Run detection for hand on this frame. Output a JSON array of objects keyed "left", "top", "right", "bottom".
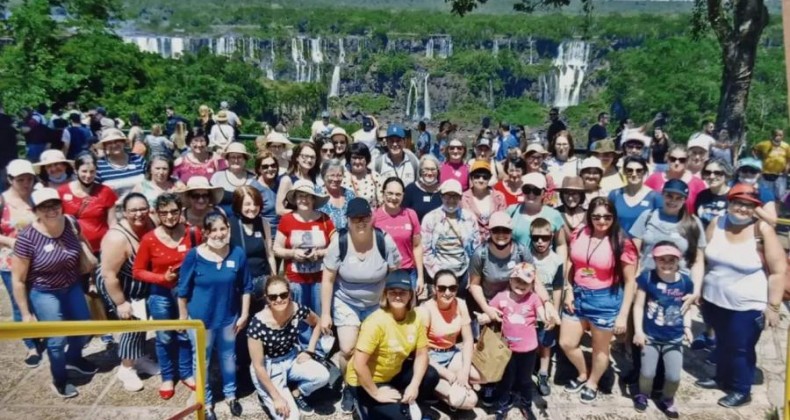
[
  {"left": 320, "top": 315, "right": 333, "bottom": 335},
  {"left": 87, "top": 283, "right": 99, "bottom": 296},
  {"left": 475, "top": 312, "right": 491, "bottom": 325},
  {"left": 21, "top": 312, "right": 37, "bottom": 323},
  {"left": 455, "top": 370, "right": 470, "bottom": 388},
  {"left": 373, "top": 385, "right": 401, "bottom": 403},
  {"left": 684, "top": 327, "right": 694, "bottom": 343},
  {"left": 296, "top": 352, "right": 311, "bottom": 364},
  {"left": 483, "top": 306, "right": 503, "bottom": 323},
  {"left": 416, "top": 276, "right": 425, "bottom": 298},
  {"left": 765, "top": 309, "right": 780, "bottom": 329},
  {"left": 177, "top": 314, "right": 188, "bottom": 333},
  {"left": 563, "top": 290, "right": 575, "bottom": 314},
  {"left": 681, "top": 293, "right": 700, "bottom": 314},
  {"left": 234, "top": 315, "right": 249, "bottom": 335},
  {"left": 401, "top": 383, "right": 419, "bottom": 404},
  {"left": 293, "top": 249, "right": 309, "bottom": 262},
  {"left": 116, "top": 301, "right": 133, "bottom": 320},
  {"left": 633, "top": 332, "right": 646, "bottom": 347},
  {"left": 273, "top": 395, "right": 290, "bottom": 418},
  {"left": 544, "top": 303, "right": 560, "bottom": 329},
  {"left": 613, "top": 314, "right": 627, "bottom": 335},
  {"left": 164, "top": 266, "right": 178, "bottom": 282}
]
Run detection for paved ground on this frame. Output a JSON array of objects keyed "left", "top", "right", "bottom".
[{"left": 0, "top": 290, "right": 786, "bottom": 420}]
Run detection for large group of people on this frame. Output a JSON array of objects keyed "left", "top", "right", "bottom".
[{"left": 0, "top": 103, "right": 788, "bottom": 420}]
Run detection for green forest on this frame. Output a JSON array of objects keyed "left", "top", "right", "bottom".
[{"left": 0, "top": 0, "right": 787, "bottom": 143}]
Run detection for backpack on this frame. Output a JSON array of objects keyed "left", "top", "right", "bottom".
[{"left": 338, "top": 227, "right": 387, "bottom": 262}]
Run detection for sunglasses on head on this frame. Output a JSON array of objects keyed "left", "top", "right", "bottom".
[
  {"left": 702, "top": 169, "right": 725, "bottom": 177},
  {"left": 624, "top": 167, "right": 645, "bottom": 175},
  {"left": 266, "top": 292, "right": 290, "bottom": 301},
  {"left": 531, "top": 234, "right": 552, "bottom": 243},
  {"left": 591, "top": 214, "right": 613, "bottom": 221},
  {"left": 436, "top": 285, "right": 459, "bottom": 294},
  {"left": 522, "top": 186, "right": 544, "bottom": 196},
  {"left": 668, "top": 156, "right": 687, "bottom": 164}
]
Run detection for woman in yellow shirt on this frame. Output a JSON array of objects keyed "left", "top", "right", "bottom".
[{"left": 346, "top": 270, "right": 440, "bottom": 419}]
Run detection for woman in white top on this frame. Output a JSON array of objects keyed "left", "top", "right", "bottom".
[{"left": 209, "top": 111, "right": 235, "bottom": 151}]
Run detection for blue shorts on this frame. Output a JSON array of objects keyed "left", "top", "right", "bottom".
[
  {"left": 537, "top": 326, "right": 557, "bottom": 348},
  {"left": 429, "top": 346, "right": 460, "bottom": 367},
  {"left": 562, "top": 286, "right": 623, "bottom": 331}
]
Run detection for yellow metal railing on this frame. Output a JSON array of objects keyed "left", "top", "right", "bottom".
[{"left": 0, "top": 320, "right": 207, "bottom": 420}]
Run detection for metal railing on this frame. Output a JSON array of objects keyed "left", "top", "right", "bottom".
[{"left": 0, "top": 320, "right": 207, "bottom": 420}]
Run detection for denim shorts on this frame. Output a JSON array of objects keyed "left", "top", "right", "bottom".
[
  {"left": 332, "top": 297, "right": 378, "bottom": 328},
  {"left": 429, "top": 346, "right": 460, "bottom": 367},
  {"left": 537, "top": 326, "right": 557, "bottom": 348},
  {"left": 562, "top": 286, "right": 623, "bottom": 331}
]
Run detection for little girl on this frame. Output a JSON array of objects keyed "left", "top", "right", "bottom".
[
  {"left": 482, "top": 262, "right": 545, "bottom": 420},
  {"left": 632, "top": 241, "right": 693, "bottom": 418}
]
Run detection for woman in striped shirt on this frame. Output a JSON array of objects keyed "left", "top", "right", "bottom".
[{"left": 95, "top": 128, "right": 146, "bottom": 200}]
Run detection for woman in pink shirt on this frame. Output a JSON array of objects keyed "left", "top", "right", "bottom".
[
  {"left": 440, "top": 139, "right": 470, "bottom": 191},
  {"left": 559, "top": 196, "right": 638, "bottom": 404},
  {"left": 173, "top": 134, "right": 227, "bottom": 184},
  {"left": 644, "top": 145, "right": 705, "bottom": 212},
  {"left": 461, "top": 160, "right": 507, "bottom": 242},
  {"left": 372, "top": 177, "right": 424, "bottom": 296}
]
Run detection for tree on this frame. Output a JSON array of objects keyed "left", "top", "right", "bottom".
[{"left": 446, "top": 0, "right": 771, "bottom": 145}]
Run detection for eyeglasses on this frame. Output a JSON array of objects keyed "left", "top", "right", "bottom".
[
  {"left": 522, "top": 186, "right": 544, "bottom": 196},
  {"left": 731, "top": 200, "right": 757, "bottom": 210},
  {"left": 189, "top": 193, "right": 210, "bottom": 200},
  {"left": 624, "top": 167, "right": 645, "bottom": 175},
  {"left": 127, "top": 207, "right": 149, "bottom": 214},
  {"left": 531, "top": 234, "right": 552, "bottom": 243},
  {"left": 321, "top": 148, "right": 334, "bottom": 153},
  {"left": 472, "top": 173, "right": 491, "bottom": 180},
  {"left": 436, "top": 285, "right": 458, "bottom": 294},
  {"left": 668, "top": 156, "right": 687, "bottom": 164},
  {"left": 157, "top": 209, "right": 181, "bottom": 216},
  {"left": 625, "top": 143, "right": 644, "bottom": 150},
  {"left": 332, "top": 141, "right": 347, "bottom": 146},
  {"left": 591, "top": 214, "right": 614, "bottom": 221},
  {"left": 702, "top": 169, "right": 725, "bottom": 178},
  {"left": 422, "top": 167, "right": 438, "bottom": 172},
  {"left": 299, "top": 154, "right": 316, "bottom": 161},
  {"left": 491, "top": 227, "right": 512, "bottom": 235},
  {"left": 266, "top": 292, "right": 290, "bottom": 301},
  {"left": 259, "top": 164, "right": 277, "bottom": 170}
]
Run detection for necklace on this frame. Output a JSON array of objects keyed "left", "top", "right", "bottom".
[{"left": 585, "top": 233, "right": 607, "bottom": 266}]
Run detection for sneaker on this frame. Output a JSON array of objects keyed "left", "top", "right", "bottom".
[
  {"left": 717, "top": 392, "right": 751, "bottom": 408},
  {"left": 24, "top": 352, "right": 41, "bottom": 368},
  {"left": 579, "top": 385, "right": 598, "bottom": 404},
  {"left": 537, "top": 373, "right": 551, "bottom": 396},
  {"left": 294, "top": 393, "right": 314, "bottom": 415},
  {"left": 134, "top": 357, "right": 160, "bottom": 376},
  {"left": 51, "top": 381, "right": 79, "bottom": 398},
  {"left": 116, "top": 365, "right": 143, "bottom": 392},
  {"left": 66, "top": 358, "right": 97, "bottom": 375},
  {"left": 205, "top": 407, "right": 217, "bottom": 420},
  {"left": 227, "top": 398, "right": 242, "bottom": 417},
  {"left": 480, "top": 385, "right": 496, "bottom": 407},
  {"left": 519, "top": 404, "right": 537, "bottom": 420},
  {"left": 691, "top": 333, "right": 716, "bottom": 351},
  {"left": 340, "top": 386, "right": 355, "bottom": 414},
  {"left": 101, "top": 334, "right": 116, "bottom": 346},
  {"left": 494, "top": 407, "right": 509, "bottom": 420},
  {"left": 633, "top": 393, "right": 648, "bottom": 412},
  {"left": 658, "top": 397, "right": 680, "bottom": 418},
  {"left": 565, "top": 378, "right": 587, "bottom": 393}
]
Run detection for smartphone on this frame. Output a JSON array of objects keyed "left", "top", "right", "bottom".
[{"left": 304, "top": 248, "right": 313, "bottom": 255}]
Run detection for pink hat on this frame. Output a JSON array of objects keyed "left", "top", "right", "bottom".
[
  {"left": 510, "top": 262, "right": 537, "bottom": 284},
  {"left": 652, "top": 245, "right": 682, "bottom": 259}
]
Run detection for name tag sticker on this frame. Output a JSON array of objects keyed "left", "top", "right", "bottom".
[
  {"left": 177, "top": 245, "right": 187, "bottom": 252},
  {"left": 657, "top": 282, "right": 667, "bottom": 291},
  {"left": 312, "top": 225, "right": 321, "bottom": 231},
  {"left": 254, "top": 231, "right": 262, "bottom": 238},
  {"left": 226, "top": 260, "right": 236, "bottom": 268},
  {"left": 127, "top": 164, "right": 136, "bottom": 170},
  {"left": 207, "top": 168, "right": 214, "bottom": 173},
  {"left": 507, "top": 261, "right": 516, "bottom": 269},
  {"left": 640, "top": 200, "right": 650, "bottom": 206},
  {"left": 454, "top": 170, "right": 462, "bottom": 177},
  {"left": 423, "top": 196, "right": 431, "bottom": 203},
  {"left": 43, "top": 244, "right": 54, "bottom": 252},
  {"left": 517, "top": 196, "right": 525, "bottom": 202},
  {"left": 404, "top": 224, "right": 412, "bottom": 230},
  {"left": 63, "top": 194, "right": 73, "bottom": 201}
]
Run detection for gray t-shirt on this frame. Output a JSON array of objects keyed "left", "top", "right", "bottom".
[
  {"left": 324, "top": 231, "right": 402, "bottom": 309},
  {"left": 629, "top": 209, "right": 707, "bottom": 273},
  {"left": 469, "top": 243, "right": 533, "bottom": 300}
]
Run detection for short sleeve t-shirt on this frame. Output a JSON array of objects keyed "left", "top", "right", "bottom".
[
  {"left": 346, "top": 309, "right": 427, "bottom": 386},
  {"left": 402, "top": 182, "right": 442, "bottom": 222},
  {"left": 14, "top": 223, "right": 81, "bottom": 291},
  {"left": 421, "top": 298, "right": 471, "bottom": 350},
  {"left": 372, "top": 207, "right": 420, "bottom": 269},
  {"left": 628, "top": 209, "right": 707, "bottom": 273},
  {"left": 637, "top": 270, "right": 693, "bottom": 343},
  {"left": 489, "top": 290, "right": 542, "bottom": 352},
  {"left": 608, "top": 188, "right": 663, "bottom": 236},
  {"left": 752, "top": 141, "right": 790, "bottom": 175},
  {"left": 59, "top": 183, "right": 118, "bottom": 252},
  {"left": 569, "top": 226, "right": 638, "bottom": 290},
  {"left": 534, "top": 251, "right": 564, "bottom": 294},
  {"left": 694, "top": 189, "right": 728, "bottom": 228},
  {"left": 95, "top": 153, "right": 146, "bottom": 199},
  {"left": 469, "top": 243, "right": 533, "bottom": 299},
  {"left": 323, "top": 232, "right": 401, "bottom": 309},
  {"left": 247, "top": 304, "right": 309, "bottom": 358},
  {"left": 278, "top": 213, "right": 334, "bottom": 284},
  {"left": 507, "top": 204, "right": 564, "bottom": 250}
]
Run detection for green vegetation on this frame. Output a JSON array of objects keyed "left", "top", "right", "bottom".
[{"left": 342, "top": 93, "right": 393, "bottom": 115}]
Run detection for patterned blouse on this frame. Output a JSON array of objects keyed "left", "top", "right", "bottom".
[
  {"left": 318, "top": 187, "right": 356, "bottom": 231},
  {"left": 343, "top": 171, "right": 382, "bottom": 208},
  {"left": 247, "top": 304, "right": 309, "bottom": 359}
]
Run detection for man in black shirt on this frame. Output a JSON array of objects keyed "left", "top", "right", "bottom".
[
  {"left": 587, "top": 112, "right": 609, "bottom": 150},
  {"left": 546, "top": 107, "right": 567, "bottom": 145}
]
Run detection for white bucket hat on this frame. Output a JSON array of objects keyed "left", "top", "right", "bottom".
[
  {"left": 285, "top": 180, "right": 329, "bottom": 208},
  {"left": 34, "top": 150, "right": 73, "bottom": 172}
]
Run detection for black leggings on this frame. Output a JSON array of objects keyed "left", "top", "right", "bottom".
[
  {"left": 497, "top": 350, "right": 538, "bottom": 409},
  {"left": 353, "top": 359, "right": 440, "bottom": 420}
]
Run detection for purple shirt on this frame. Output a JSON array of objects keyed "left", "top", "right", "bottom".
[{"left": 14, "top": 222, "right": 81, "bottom": 291}]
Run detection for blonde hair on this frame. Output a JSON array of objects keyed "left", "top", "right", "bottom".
[
  {"left": 151, "top": 124, "right": 163, "bottom": 136},
  {"left": 172, "top": 121, "right": 188, "bottom": 150},
  {"left": 198, "top": 105, "right": 212, "bottom": 119}
]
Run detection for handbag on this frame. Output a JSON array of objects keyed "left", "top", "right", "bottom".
[
  {"left": 67, "top": 216, "right": 98, "bottom": 276},
  {"left": 471, "top": 325, "right": 512, "bottom": 383}
]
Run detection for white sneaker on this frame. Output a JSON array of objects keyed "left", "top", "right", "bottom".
[
  {"left": 134, "top": 356, "right": 160, "bottom": 376},
  {"left": 116, "top": 365, "right": 144, "bottom": 392}
]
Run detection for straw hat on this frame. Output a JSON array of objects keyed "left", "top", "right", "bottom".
[
  {"left": 557, "top": 176, "right": 585, "bottom": 192},
  {"left": 264, "top": 132, "right": 294, "bottom": 148},
  {"left": 589, "top": 138, "right": 620, "bottom": 155},
  {"left": 285, "top": 180, "right": 329, "bottom": 208},
  {"left": 221, "top": 142, "right": 251, "bottom": 160},
  {"left": 180, "top": 176, "right": 223, "bottom": 205},
  {"left": 99, "top": 128, "right": 127, "bottom": 144},
  {"left": 34, "top": 150, "right": 73, "bottom": 172},
  {"left": 329, "top": 127, "right": 351, "bottom": 143},
  {"left": 216, "top": 110, "right": 229, "bottom": 123},
  {"left": 524, "top": 143, "right": 549, "bottom": 156}
]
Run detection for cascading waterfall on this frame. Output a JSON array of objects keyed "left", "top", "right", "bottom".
[
  {"left": 329, "top": 38, "right": 345, "bottom": 98},
  {"left": 265, "top": 40, "right": 275, "bottom": 80},
  {"left": 425, "top": 38, "right": 434, "bottom": 59},
  {"left": 437, "top": 38, "right": 452, "bottom": 58},
  {"left": 291, "top": 37, "right": 307, "bottom": 83},
  {"left": 171, "top": 37, "right": 184, "bottom": 58},
  {"left": 552, "top": 40, "right": 590, "bottom": 108},
  {"left": 423, "top": 73, "right": 432, "bottom": 121},
  {"left": 406, "top": 77, "right": 419, "bottom": 120},
  {"left": 308, "top": 38, "right": 324, "bottom": 83},
  {"left": 493, "top": 39, "right": 499, "bottom": 56},
  {"left": 488, "top": 79, "right": 495, "bottom": 108}
]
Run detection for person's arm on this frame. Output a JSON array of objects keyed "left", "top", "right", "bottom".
[
  {"left": 100, "top": 231, "right": 133, "bottom": 318},
  {"left": 176, "top": 250, "right": 197, "bottom": 321},
  {"left": 615, "top": 262, "right": 637, "bottom": 335},
  {"left": 684, "top": 247, "right": 705, "bottom": 313},
  {"left": 131, "top": 236, "right": 173, "bottom": 286},
  {"left": 305, "top": 310, "right": 322, "bottom": 353},
  {"left": 421, "top": 215, "right": 437, "bottom": 277},
  {"left": 761, "top": 222, "right": 787, "bottom": 327},
  {"left": 319, "top": 268, "right": 338, "bottom": 333},
  {"left": 402, "top": 346, "right": 429, "bottom": 403},
  {"left": 262, "top": 219, "right": 277, "bottom": 274},
  {"left": 554, "top": 225, "right": 568, "bottom": 264},
  {"left": 457, "top": 303, "right": 474, "bottom": 387},
  {"left": 61, "top": 129, "right": 70, "bottom": 156},
  {"left": 632, "top": 289, "right": 647, "bottom": 347},
  {"left": 275, "top": 176, "right": 293, "bottom": 216},
  {"left": 756, "top": 201, "right": 777, "bottom": 227},
  {"left": 11, "top": 255, "right": 34, "bottom": 321},
  {"left": 248, "top": 338, "right": 291, "bottom": 418},
  {"left": 272, "top": 230, "right": 293, "bottom": 259},
  {"left": 412, "top": 234, "right": 425, "bottom": 297}
]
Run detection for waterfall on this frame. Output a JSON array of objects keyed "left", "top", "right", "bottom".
[
  {"left": 528, "top": 37, "right": 535, "bottom": 65},
  {"left": 329, "top": 38, "right": 345, "bottom": 98},
  {"left": 493, "top": 39, "right": 499, "bottom": 56},
  {"left": 488, "top": 79, "right": 494, "bottom": 108},
  {"left": 266, "top": 40, "right": 275, "bottom": 80},
  {"left": 406, "top": 77, "right": 419, "bottom": 120},
  {"left": 425, "top": 38, "right": 434, "bottom": 59},
  {"left": 552, "top": 40, "right": 590, "bottom": 108},
  {"left": 437, "top": 38, "right": 451, "bottom": 58},
  {"left": 309, "top": 37, "right": 323, "bottom": 82},
  {"left": 423, "top": 73, "right": 432, "bottom": 121},
  {"left": 291, "top": 37, "right": 307, "bottom": 83},
  {"left": 171, "top": 37, "right": 184, "bottom": 58}
]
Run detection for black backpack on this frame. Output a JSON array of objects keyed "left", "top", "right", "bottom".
[{"left": 338, "top": 227, "right": 387, "bottom": 262}]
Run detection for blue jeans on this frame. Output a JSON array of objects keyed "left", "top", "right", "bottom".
[
  {"left": 290, "top": 282, "right": 321, "bottom": 350},
  {"left": 147, "top": 287, "right": 193, "bottom": 382},
  {"left": 251, "top": 349, "right": 330, "bottom": 420},
  {"left": 702, "top": 300, "right": 763, "bottom": 394},
  {"left": 563, "top": 286, "right": 624, "bottom": 331},
  {"left": 1, "top": 271, "right": 36, "bottom": 350},
  {"left": 191, "top": 322, "right": 237, "bottom": 405},
  {"left": 762, "top": 174, "right": 787, "bottom": 202},
  {"left": 29, "top": 282, "right": 91, "bottom": 384},
  {"left": 26, "top": 143, "right": 47, "bottom": 163}
]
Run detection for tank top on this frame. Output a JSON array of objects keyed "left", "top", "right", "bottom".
[
  {"left": 702, "top": 217, "right": 767, "bottom": 311},
  {"left": 424, "top": 298, "right": 467, "bottom": 350},
  {"left": 0, "top": 193, "right": 35, "bottom": 271},
  {"left": 96, "top": 224, "right": 149, "bottom": 311}
]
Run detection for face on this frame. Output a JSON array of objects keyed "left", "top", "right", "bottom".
[
  {"left": 441, "top": 193, "right": 461, "bottom": 211},
  {"left": 490, "top": 226, "right": 512, "bottom": 247},
  {"left": 383, "top": 181, "right": 404, "bottom": 208},
  {"left": 350, "top": 155, "right": 367, "bottom": 174},
  {"left": 386, "top": 288, "right": 411, "bottom": 310},
  {"left": 294, "top": 191, "right": 315, "bottom": 211},
  {"left": 298, "top": 148, "right": 317, "bottom": 171},
  {"left": 331, "top": 135, "right": 348, "bottom": 154},
  {"left": 509, "top": 277, "right": 532, "bottom": 297},
  {"left": 190, "top": 137, "right": 208, "bottom": 154},
  {"left": 728, "top": 198, "right": 757, "bottom": 219},
  {"left": 667, "top": 151, "right": 688, "bottom": 173},
  {"left": 320, "top": 143, "right": 335, "bottom": 160},
  {"left": 623, "top": 141, "right": 644, "bottom": 157},
  {"left": 738, "top": 166, "right": 761, "bottom": 184},
  {"left": 434, "top": 274, "right": 459, "bottom": 304},
  {"left": 581, "top": 169, "right": 602, "bottom": 190},
  {"left": 590, "top": 205, "right": 614, "bottom": 233},
  {"left": 774, "top": 130, "right": 784, "bottom": 143},
  {"left": 705, "top": 122, "right": 715, "bottom": 134},
  {"left": 522, "top": 184, "right": 544, "bottom": 205},
  {"left": 166, "top": 109, "right": 174, "bottom": 117},
  {"left": 549, "top": 110, "right": 558, "bottom": 121},
  {"left": 554, "top": 136, "right": 570, "bottom": 158},
  {"left": 688, "top": 147, "right": 707, "bottom": 167},
  {"left": 150, "top": 159, "right": 170, "bottom": 183},
  {"left": 507, "top": 165, "right": 524, "bottom": 182},
  {"left": 157, "top": 203, "right": 181, "bottom": 228},
  {"left": 258, "top": 158, "right": 278, "bottom": 181},
  {"left": 655, "top": 255, "right": 679, "bottom": 276},
  {"left": 476, "top": 145, "right": 491, "bottom": 159},
  {"left": 623, "top": 162, "right": 646, "bottom": 186},
  {"left": 448, "top": 144, "right": 464, "bottom": 161},
  {"left": 702, "top": 163, "right": 726, "bottom": 188},
  {"left": 324, "top": 167, "right": 343, "bottom": 190},
  {"left": 525, "top": 153, "right": 543, "bottom": 172},
  {"left": 45, "top": 163, "right": 66, "bottom": 179},
  {"left": 655, "top": 128, "right": 664, "bottom": 138},
  {"left": 103, "top": 139, "right": 125, "bottom": 156},
  {"left": 594, "top": 152, "right": 616, "bottom": 169},
  {"left": 10, "top": 173, "right": 35, "bottom": 195},
  {"left": 349, "top": 214, "right": 372, "bottom": 234},
  {"left": 189, "top": 189, "right": 211, "bottom": 211},
  {"left": 207, "top": 218, "right": 230, "bottom": 241},
  {"left": 227, "top": 153, "right": 247, "bottom": 171},
  {"left": 124, "top": 197, "right": 150, "bottom": 227},
  {"left": 387, "top": 136, "right": 404, "bottom": 155},
  {"left": 530, "top": 226, "right": 552, "bottom": 254},
  {"left": 266, "top": 282, "right": 291, "bottom": 310},
  {"left": 561, "top": 191, "right": 583, "bottom": 208},
  {"left": 420, "top": 163, "right": 439, "bottom": 183},
  {"left": 470, "top": 170, "right": 491, "bottom": 190},
  {"left": 36, "top": 199, "right": 62, "bottom": 221},
  {"left": 662, "top": 191, "right": 686, "bottom": 213},
  {"left": 267, "top": 143, "right": 285, "bottom": 156},
  {"left": 241, "top": 194, "right": 260, "bottom": 219}
]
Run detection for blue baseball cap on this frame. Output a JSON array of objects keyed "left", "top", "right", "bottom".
[
  {"left": 663, "top": 179, "right": 689, "bottom": 197},
  {"left": 737, "top": 157, "right": 763, "bottom": 172},
  {"left": 345, "top": 197, "right": 372, "bottom": 218},
  {"left": 386, "top": 125, "right": 406, "bottom": 139},
  {"left": 321, "top": 110, "right": 330, "bottom": 118},
  {"left": 385, "top": 269, "right": 413, "bottom": 291}
]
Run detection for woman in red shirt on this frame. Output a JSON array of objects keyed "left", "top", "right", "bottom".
[
  {"left": 493, "top": 157, "right": 527, "bottom": 206},
  {"left": 132, "top": 193, "right": 201, "bottom": 400}
]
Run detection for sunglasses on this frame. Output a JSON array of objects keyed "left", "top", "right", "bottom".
[
  {"left": 260, "top": 163, "right": 277, "bottom": 170},
  {"left": 625, "top": 143, "right": 644, "bottom": 149},
  {"left": 522, "top": 186, "right": 544, "bottom": 196},
  {"left": 448, "top": 146, "right": 464, "bottom": 151},
  {"left": 531, "top": 234, "right": 552, "bottom": 243},
  {"left": 436, "top": 285, "right": 459, "bottom": 294},
  {"left": 491, "top": 227, "right": 512, "bottom": 235},
  {"left": 157, "top": 209, "right": 181, "bottom": 216},
  {"left": 591, "top": 214, "right": 614, "bottom": 221},
  {"left": 668, "top": 156, "right": 687, "bottom": 164},
  {"left": 266, "top": 292, "right": 290, "bottom": 301},
  {"left": 624, "top": 167, "right": 645, "bottom": 175},
  {"left": 739, "top": 167, "right": 760, "bottom": 175},
  {"left": 332, "top": 141, "right": 347, "bottom": 146},
  {"left": 299, "top": 154, "right": 316, "bottom": 161},
  {"left": 37, "top": 202, "right": 62, "bottom": 212},
  {"left": 702, "top": 169, "right": 725, "bottom": 177},
  {"left": 472, "top": 173, "right": 491, "bottom": 180},
  {"left": 189, "top": 193, "right": 210, "bottom": 200},
  {"left": 321, "top": 148, "right": 334, "bottom": 153}
]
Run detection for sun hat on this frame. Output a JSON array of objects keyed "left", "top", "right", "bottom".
[
  {"left": 98, "top": 128, "right": 127, "bottom": 144},
  {"left": 489, "top": 211, "right": 513, "bottom": 230},
  {"left": 737, "top": 157, "right": 763, "bottom": 172},
  {"left": 31, "top": 187, "right": 61, "bottom": 207},
  {"left": 221, "top": 142, "right": 251, "bottom": 159},
  {"left": 687, "top": 136, "right": 710, "bottom": 151},
  {"left": 524, "top": 143, "right": 549, "bottom": 156},
  {"left": 448, "top": 138, "right": 465, "bottom": 148},
  {"left": 34, "top": 150, "right": 73, "bottom": 172},
  {"left": 663, "top": 179, "right": 689, "bottom": 197},
  {"left": 652, "top": 245, "right": 683, "bottom": 259},
  {"left": 510, "top": 262, "right": 536, "bottom": 284},
  {"left": 727, "top": 183, "right": 763, "bottom": 206},
  {"left": 285, "top": 179, "right": 329, "bottom": 208},
  {"left": 521, "top": 172, "right": 547, "bottom": 189},
  {"left": 386, "top": 125, "right": 406, "bottom": 139},
  {"left": 264, "top": 132, "right": 294, "bottom": 148},
  {"left": 385, "top": 269, "right": 413, "bottom": 291},
  {"left": 469, "top": 160, "right": 492, "bottom": 175},
  {"left": 476, "top": 137, "right": 492, "bottom": 148},
  {"left": 329, "top": 127, "right": 351, "bottom": 143},
  {"left": 439, "top": 179, "right": 463, "bottom": 196},
  {"left": 346, "top": 197, "right": 373, "bottom": 218},
  {"left": 580, "top": 156, "right": 604, "bottom": 172},
  {"left": 622, "top": 129, "right": 652, "bottom": 147},
  {"left": 590, "top": 138, "right": 620, "bottom": 154},
  {"left": 216, "top": 110, "right": 229, "bottom": 123},
  {"left": 557, "top": 176, "right": 585, "bottom": 192},
  {"left": 377, "top": 128, "right": 388, "bottom": 139},
  {"left": 181, "top": 176, "right": 224, "bottom": 205},
  {"left": 7, "top": 159, "right": 36, "bottom": 177}
]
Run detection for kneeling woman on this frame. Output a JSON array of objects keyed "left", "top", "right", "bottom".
[
  {"left": 346, "top": 270, "right": 440, "bottom": 419},
  {"left": 247, "top": 276, "right": 330, "bottom": 419}
]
